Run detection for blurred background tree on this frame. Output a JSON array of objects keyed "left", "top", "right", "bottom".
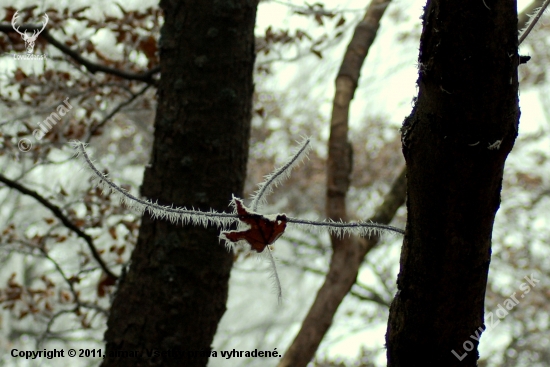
[{"left": 0, "top": 1, "right": 549, "bottom": 366}]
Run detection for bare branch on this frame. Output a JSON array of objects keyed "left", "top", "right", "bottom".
[
  {"left": 518, "top": 0, "right": 546, "bottom": 30},
  {"left": 250, "top": 136, "right": 311, "bottom": 211},
  {"left": 351, "top": 281, "right": 391, "bottom": 308},
  {"left": 72, "top": 140, "right": 404, "bottom": 237},
  {"left": 0, "top": 173, "right": 117, "bottom": 280},
  {"left": 279, "top": 166, "right": 405, "bottom": 367},
  {"left": 86, "top": 84, "right": 152, "bottom": 142},
  {"left": 279, "top": 0, "right": 396, "bottom": 365},
  {"left": 519, "top": 0, "right": 550, "bottom": 45},
  {"left": 0, "top": 24, "right": 159, "bottom": 84}
]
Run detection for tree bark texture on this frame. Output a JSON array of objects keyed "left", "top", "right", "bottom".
[
  {"left": 102, "top": 1, "right": 258, "bottom": 366},
  {"left": 386, "top": 0, "right": 519, "bottom": 366}
]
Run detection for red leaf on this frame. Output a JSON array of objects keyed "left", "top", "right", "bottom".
[{"left": 222, "top": 198, "right": 286, "bottom": 253}]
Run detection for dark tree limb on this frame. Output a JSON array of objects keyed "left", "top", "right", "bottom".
[
  {"left": 0, "top": 173, "right": 117, "bottom": 280},
  {"left": 0, "top": 24, "right": 159, "bottom": 84},
  {"left": 385, "top": 0, "right": 520, "bottom": 364}
]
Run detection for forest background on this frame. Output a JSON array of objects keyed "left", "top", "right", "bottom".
[{"left": 0, "top": 0, "right": 549, "bottom": 366}]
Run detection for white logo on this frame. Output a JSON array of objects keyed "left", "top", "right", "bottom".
[{"left": 11, "top": 11, "right": 49, "bottom": 54}]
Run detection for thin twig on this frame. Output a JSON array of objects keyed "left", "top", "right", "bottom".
[
  {"left": 40, "top": 246, "right": 108, "bottom": 315},
  {"left": 250, "top": 136, "right": 311, "bottom": 211},
  {"left": 518, "top": 0, "right": 550, "bottom": 45},
  {"left": 351, "top": 281, "right": 391, "bottom": 307},
  {"left": 518, "top": 0, "right": 546, "bottom": 32},
  {"left": 266, "top": 248, "right": 283, "bottom": 304},
  {"left": 72, "top": 140, "right": 237, "bottom": 226},
  {"left": 0, "top": 173, "right": 117, "bottom": 280},
  {"left": 71, "top": 139, "right": 405, "bottom": 237},
  {"left": 85, "top": 84, "right": 152, "bottom": 142},
  {"left": 0, "top": 25, "right": 159, "bottom": 84},
  {"left": 287, "top": 216, "right": 404, "bottom": 235},
  {"left": 71, "top": 137, "right": 404, "bottom": 304}
]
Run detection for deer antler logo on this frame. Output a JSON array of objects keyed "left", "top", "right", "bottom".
[{"left": 11, "top": 11, "right": 49, "bottom": 54}]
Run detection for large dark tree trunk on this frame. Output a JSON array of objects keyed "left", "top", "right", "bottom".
[
  {"left": 386, "top": 0, "right": 519, "bottom": 366},
  {"left": 102, "top": 1, "right": 258, "bottom": 366}
]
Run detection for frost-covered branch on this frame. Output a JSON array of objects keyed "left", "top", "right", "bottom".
[
  {"left": 86, "top": 84, "right": 152, "bottom": 141},
  {"left": 71, "top": 138, "right": 405, "bottom": 239},
  {"left": 70, "top": 138, "right": 405, "bottom": 301},
  {"left": 519, "top": 0, "right": 550, "bottom": 45},
  {"left": 250, "top": 136, "right": 311, "bottom": 211},
  {"left": 71, "top": 140, "right": 238, "bottom": 230},
  {"left": 288, "top": 216, "right": 405, "bottom": 236}
]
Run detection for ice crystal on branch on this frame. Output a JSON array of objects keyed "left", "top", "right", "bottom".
[
  {"left": 71, "top": 140, "right": 237, "bottom": 230},
  {"left": 70, "top": 137, "right": 404, "bottom": 301},
  {"left": 519, "top": 0, "right": 550, "bottom": 45},
  {"left": 250, "top": 136, "right": 311, "bottom": 211}
]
